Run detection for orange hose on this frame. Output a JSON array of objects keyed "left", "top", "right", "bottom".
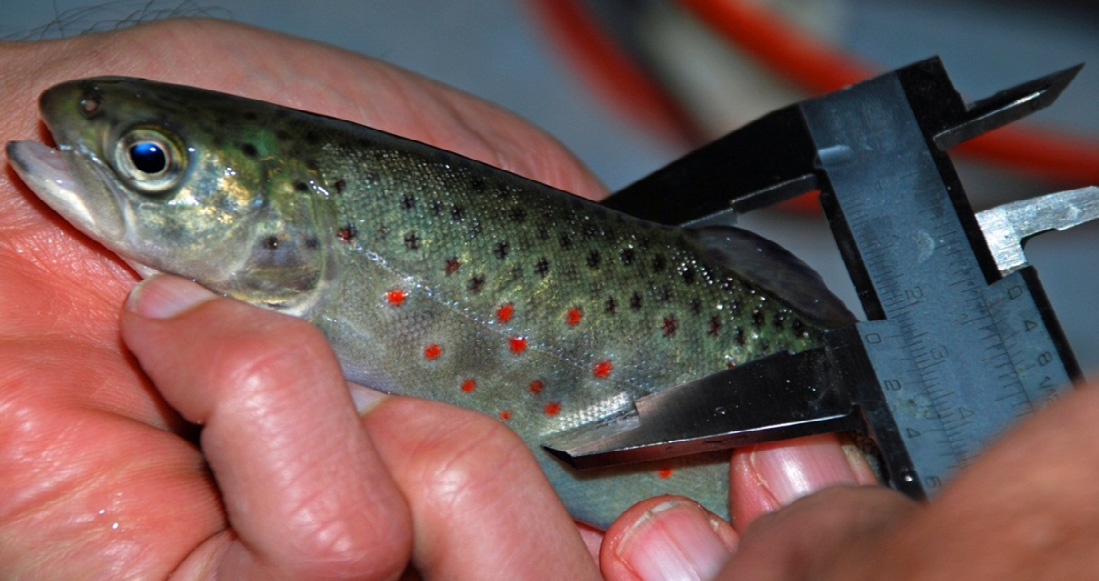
[{"left": 678, "top": 0, "right": 1099, "bottom": 185}]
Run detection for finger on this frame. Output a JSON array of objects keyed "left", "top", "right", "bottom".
[
  {"left": 121, "top": 275, "right": 412, "bottom": 580},
  {"left": 361, "top": 397, "right": 602, "bottom": 580},
  {"left": 730, "top": 433, "right": 879, "bottom": 529},
  {"left": 718, "top": 486, "right": 915, "bottom": 581},
  {"left": 599, "top": 496, "right": 737, "bottom": 581}
]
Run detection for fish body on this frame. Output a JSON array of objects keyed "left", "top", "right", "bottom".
[{"left": 7, "top": 78, "right": 852, "bottom": 527}]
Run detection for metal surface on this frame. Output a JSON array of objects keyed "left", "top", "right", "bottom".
[
  {"left": 977, "top": 186, "right": 1099, "bottom": 275},
  {"left": 545, "top": 348, "right": 860, "bottom": 469},
  {"left": 549, "top": 58, "right": 1087, "bottom": 499}
]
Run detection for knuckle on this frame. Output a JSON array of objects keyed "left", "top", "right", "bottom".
[
  {"left": 408, "top": 410, "right": 534, "bottom": 513},
  {"left": 207, "top": 317, "right": 335, "bottom": 394}
]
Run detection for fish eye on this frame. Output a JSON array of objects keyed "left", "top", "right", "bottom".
[{"left": 113, "top": 128, "right": 186, "bottom": 193}]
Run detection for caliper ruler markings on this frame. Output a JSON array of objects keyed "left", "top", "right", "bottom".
[{"left": 550, "top": 58, "right": 1087, "bottom": 499}]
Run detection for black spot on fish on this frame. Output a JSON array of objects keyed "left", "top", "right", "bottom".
[
  {"left": 586, "top": 251, "right": 601, "bottom": 269},
  {"left": 494, "top": 241, "right": 509, "bottom": 260},
  {"left": 445, "top": 257, "right": 461, "bottom": 275},
  {"left": 620, "top": 248, "right": 636, "bottom": 266},
  {"left": 469, "top": 176, "right": 486, "bottom": 192},
  {"left": 792, "top": 319, "right": 805, "bottom": 335},
  {"left": 734, "top": 327, "right": 746, "bottom": 346},
  {"left": 305, "top": 237, "right": 320, "bottom": 250},
  {"left": 508, "top": 208, "right": 527, "bottom": 223},
  {"left": 662, "top": 317, "right": 678, "bottom": 337},
  {"left": 681, "top": 267, "right": 696, "bottom": 284},
  {"left": 752, "top": 308, "right": 765, "bottom": 328},
  {"left": 241, "top": 143, "right": 258, "bottom": 158},
  {"left": 333, "top": 179, "right": 346, "bottom": 194},
  {"left": 263, "top": 236, "right": 279, "bottom": 250},
  {"left": 605, "top": 296, "right": 617, "bottom": 314},
  {"left": 305, "top": 159, "right": 319, "bottom": 171},
  {"left": 708, "top": 316, "right": 722, "bottom": 336},
  {"left": 558, "top": 234, "right": 573, "bottom": 250},
  {"left": 630, "top": 292, "right": 642, "bottom": 310},
  {"left": 337, "top": 224, "right": 357, "bottom": 242},
  {"left": 451, "top": 206, "right": 465, "bottom": 221},
  {"left": 401, "top": 195, "right": 416, "bottom": 210},
  {"left": 773, "top": 313, "right": 786, "bottom": 331},
  {"left": 431, "top": 200, "right": 444, "bottom": 215},
  {"left": 470, "top": 220, "right": 483, "bottom": 237},
  {"left": 689, "top": 298, "right": 702, "bottom": 316},
  {"left": 404, "top": 232, "right": 421, "bottom": 250},
  {"left": 294, "top": 181, "right": 308, "bottom": 192},
  {"left": 468, "top": 274, "right": 486, "bottom": 292},
  {"left": 535, "top": 258, "right": 550, "bottom": 278},
  {"left": 652, "top": 254, "right": 666, "bottom": 272}
]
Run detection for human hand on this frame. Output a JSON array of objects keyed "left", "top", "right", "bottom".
[
  {"left": 0, "top": 18, "right": 869, "bottom": 578},
  {"left": 0, "top": 19, "right": 611, "bottom": 578},
  {"left": 601, "top": 378, "right": 1099, "bottom": 580}
]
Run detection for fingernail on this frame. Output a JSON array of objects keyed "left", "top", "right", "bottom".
[
  {"left": 126, "top": 275, "right": 216, "bottom": 319},
  {"left": 616, "top": 499, "right": 733, "bottom": 581},
  {"left": 747, "top": 434, "right": 861, "bottom": 506},
  {"left": 348, "top": 383, "right": 388, "bottom": 414}
]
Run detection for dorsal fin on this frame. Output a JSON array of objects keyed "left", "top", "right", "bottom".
[{"left": 687, "top": 226, "right": 855, "bottom": 325}]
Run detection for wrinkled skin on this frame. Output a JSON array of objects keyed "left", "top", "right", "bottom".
[{"left": 4, "top": 18, "right": 1099, "bottom": 581}]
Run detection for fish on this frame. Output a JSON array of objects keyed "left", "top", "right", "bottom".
[{"left": 6, "top": 77, "right": 854, "bottom": 528}]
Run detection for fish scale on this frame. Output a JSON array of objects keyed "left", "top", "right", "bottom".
[{"left": 7, "top": 77, "right": 853, "bottom": 528}]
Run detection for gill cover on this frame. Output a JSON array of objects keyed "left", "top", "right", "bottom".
[{"left": 21, "top": 77, "right": 340, "bottom": 314}]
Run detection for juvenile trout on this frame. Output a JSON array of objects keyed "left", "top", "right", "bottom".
[{"left": 7, "top": 78, "right": 853, "bottom": 527}]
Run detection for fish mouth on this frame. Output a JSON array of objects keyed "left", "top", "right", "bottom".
[{"left": 7, "top": 140, "right": 126, "bottom": 243}]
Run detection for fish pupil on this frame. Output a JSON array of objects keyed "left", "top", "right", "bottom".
[{"left": 129, "top": 142, "right": 167, "bottom": 175}]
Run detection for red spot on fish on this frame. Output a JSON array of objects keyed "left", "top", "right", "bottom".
[
  {"left": 658, "top": 468, "right": 674, "bottom": 479},
  {"left": 386, "top": 289, "right": 406, "bottom": 306},
  {"left": 662, "top": 317, "right": 678, "bottom": 337},
  {"left": 424, "top": 344, "right": 442, "bottom": 360},
  {"left": 445, "top": 257, "right": 462, "bottom": 275},
  {"left": 529, "top": 380, "right": 544, "bottom": 394},
  {"left": 497, "top": 302, "right": 514, "bottom": 323},
  {"left": 566, "top": 308, "right": 582, "bottom": 326},
  {"left": 460, "top": 379, "right": 476, "bottom": 392},
  {"left": 727, "top": 361, "right": 736, "bottom": 369},
  {"left": 544, "top": 402, "right": 561, "bottom": 416},
  {"left": 499, "top": 410, "right": 511, "bottom": 421},
  {"left": 593, "top": 360, "right": 613, "bottom": 378},
  {"left": 509, "top": 337, "right": 527, "bottom": 354},
  {"left": 337, "top": 225, "right": 356, "bottom": 242}
]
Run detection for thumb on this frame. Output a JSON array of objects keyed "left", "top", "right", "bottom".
[{"left": 717, "top": 486, "right": 915, "bottom": 581}]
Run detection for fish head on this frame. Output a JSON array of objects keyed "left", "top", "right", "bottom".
[{"left": 8, "top": 77, "right": 337, "bottom": 314}]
